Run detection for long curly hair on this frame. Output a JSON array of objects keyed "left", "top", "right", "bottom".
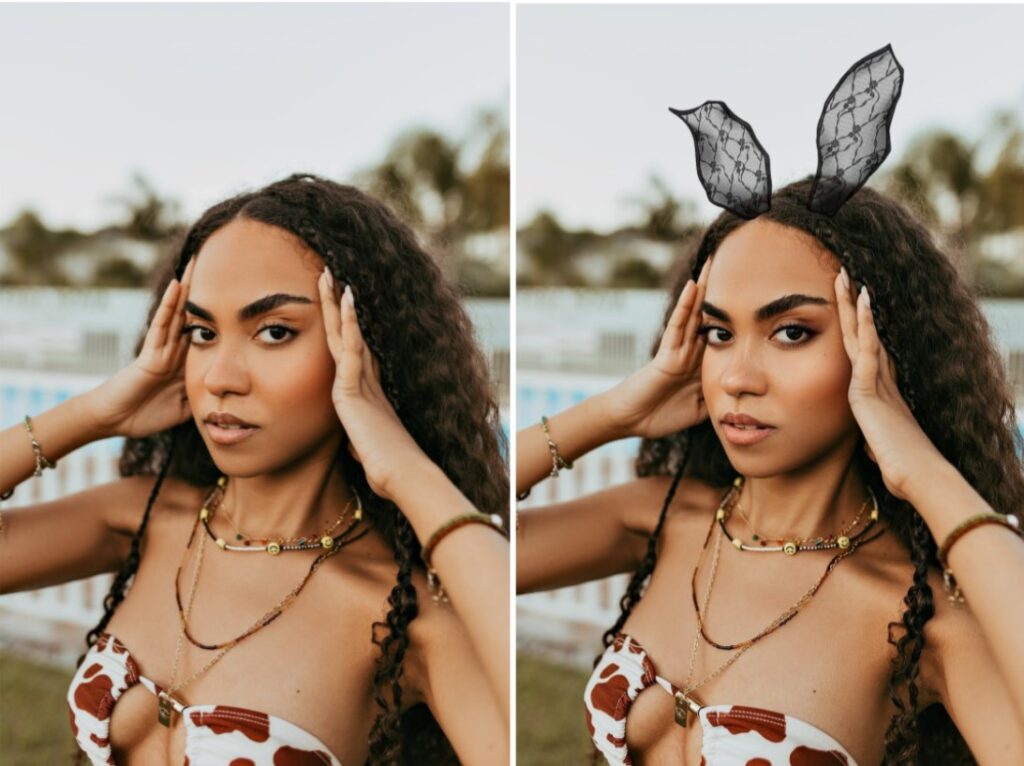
[
  {"left": 72, "top": 173, "right": 509, "bottom": 765},
  {"left": 598, "top": 175, "right": 1023, "bottom": 764}
]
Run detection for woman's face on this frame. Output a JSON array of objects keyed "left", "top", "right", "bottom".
[
  {"left": 700, "top": 218, "right": 860, "bottom": 477},
  {"left": 183, "top": 217, "right": 341, "bottom": 475}
]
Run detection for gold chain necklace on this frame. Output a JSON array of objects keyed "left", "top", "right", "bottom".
[
  {"left": 672, "top": 486, "right": 886, "bottom": 727},
  {"left": 157, "top": 484, "right": 367, "bottom": 725}
]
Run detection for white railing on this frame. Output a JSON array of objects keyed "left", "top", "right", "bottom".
[{"left": 0, "top": 371, "right": 123, "bottom": 634}]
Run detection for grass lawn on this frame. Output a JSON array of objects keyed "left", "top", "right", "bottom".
[
  {"left": 0, "top": 652, "right": 77, "bottom": 765},
  {"left": 517, "top": 652, "right": 595, "bottom": 766}
]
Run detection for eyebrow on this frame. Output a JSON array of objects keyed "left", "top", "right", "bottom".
[
  {"left": 702, "top": 294, "right": 831, "bottom": 323},
  {"left": 185, "top": 294, "right": 314, "bottom": 322}
]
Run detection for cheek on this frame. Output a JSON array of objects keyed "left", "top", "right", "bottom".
[{"left": 267, "top": 345, "right": 337, "bottom": 408}]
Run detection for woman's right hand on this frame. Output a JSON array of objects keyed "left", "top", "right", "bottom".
[
  {"left": 601, "top": 256, "right": 712, "bottom": 439},
  {"left": 85, "top": 257, "right": 197, "bottom": 439}
]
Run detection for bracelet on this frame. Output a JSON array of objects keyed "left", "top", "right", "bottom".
[
  {"left": 1, "top": 415, "right": 58, "bottom": 502},
  {"left": 937, "top": 511, "right": 1022, "bottom": 605},
  {"left": 422, "top": 511, "right": 506, "bottom": 604},
  {"left": 540, "top": 415, "right": 573, "bottom": 477}
]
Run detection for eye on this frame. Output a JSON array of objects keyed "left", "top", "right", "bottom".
[
  {"left": 179, "top": 324, "right": 296, "bottom": 346},
  {"left": 181, "top": 324, "right": 215, "bottom": 345},
  {"left": 697, "top": 324, "right": 731, "bottom": 345},
  {"left": 256, "top": 325, "right": 296, "bottom": 345},
  {"left": 696, "top": 323, "right": 816, "bottom": 347},
  {"left": 772, "top": 324, "right": 816, "bottom": 345}
]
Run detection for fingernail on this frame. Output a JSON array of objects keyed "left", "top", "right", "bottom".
[
  {"left": 860, "top": 285, "right": 869, "bottom": 305},
  {"left": 840, "top": 267, "right": 849, "bottom": 289},
  {"left": 343, "top": 284, "right": 352, "bottom": 301}
]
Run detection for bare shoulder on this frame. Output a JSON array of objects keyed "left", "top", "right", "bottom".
[
  {"left": 102, "top": 474, "right": 210, "bottom": 536},
  {"left": 614, "top": 474, "right": 728, "bottom": 537}
]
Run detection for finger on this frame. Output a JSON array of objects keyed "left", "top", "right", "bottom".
[
  {"left": 339, "top": 285, "right": 364, "bottom": 386},
  {"left": 318, "top": 268, "right": 343, "bottom": 361},
  {"left": 660, "top": 280, "right": 696, "bottom": 350},
  {"left": 144, "top": 278, "right": 181, "bottom": 353},
  {"left": 834, "top": 268, "right": 859, "bottom": 362},
  {"left": 683, "top": 258, "right": 712, "bottom": 347},
  {"left": 167, "top": 258, "right": 196, "bottom": 350},
  {"left": 341, "top": 286, "right": 365, "bottom": 357},
  {"left": 855, "top": 286, "right": 879, "bottom": 385}
]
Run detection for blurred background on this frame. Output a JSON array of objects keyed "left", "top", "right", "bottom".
[
  {"left": 0, "top": 4, "right": 508, "bottom": 762},
  {"left": 516, "top": 5, "right": 1024, "bottom": 764}
]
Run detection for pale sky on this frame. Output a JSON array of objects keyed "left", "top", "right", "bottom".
[
  {"left": 0, "top": 3, "right": 509, "bottom": 229},
  {"left": 518, "top": 3, "right": 1024, "bottom": 231}
]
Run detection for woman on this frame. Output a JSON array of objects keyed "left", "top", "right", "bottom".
[
  {"left": 516, "top": 176, "right": 1024, "bottom": 765},
  {"left": 0, "top": 174, "right": 509, "bottom": 765}
]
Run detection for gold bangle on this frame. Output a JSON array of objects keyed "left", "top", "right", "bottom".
[
  {"left": 937, "top": 511, "right": 1022, "bottom": 605},
  {"left": 540, "top": 415, "right": 573, "bottom": 476},
  {"left": 422, "top": 511, "right": 506, "bottom": 604}
]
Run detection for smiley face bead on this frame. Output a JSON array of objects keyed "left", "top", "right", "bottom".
[
  {"left": 267, "top": 541, "right": 282, "bottom": 556},
  {"left": 783, "top": 541, "right": 798, "bottom": 556},
  {"left": 321, "top": 535, "right": 334, "bottom": 549}
]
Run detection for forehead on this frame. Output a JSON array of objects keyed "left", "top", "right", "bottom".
[
  {"left": 706, "top": 219, "right": 838, "bottom": 308},
  {"left": 190, "top": 218, "right": 321, "bottom": 303}
]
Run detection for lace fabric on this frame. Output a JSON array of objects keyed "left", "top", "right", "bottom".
[
  {"left": 670, "top": 101, "right": 771, "bottom": 220},
  {"left": 809, "top": 44, "right": 904, "bottom": 216},
  {"left": 670, "top": 44, "right": 904, "bottom": 220}
]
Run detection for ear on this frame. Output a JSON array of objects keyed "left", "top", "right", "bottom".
[
  {"left": 808, "top": 44, "right": 904, "bottom": 216},
  {"left": 669, "top": 100, "right": 771, "bottom": 220}
]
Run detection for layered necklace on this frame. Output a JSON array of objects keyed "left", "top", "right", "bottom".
[
  {"left": 199, "top": 474, "right": 364, "bottom": 554},
  {"left": 157, "top": 478, "right": 368, "bottom": 726},
  {"left": 673, "top": 479, "right": 886, "bottom": 727},
  {"left": 717, "top": 476, "right": 879, "bottom": 555}
]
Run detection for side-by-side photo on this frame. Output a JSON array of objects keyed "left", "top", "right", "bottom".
[
  {"left": 516, "top": 5, "right": 1024, "bottom": 766},
  {"left": 0, "top": 4, "right": 509, "bottom": 765}
]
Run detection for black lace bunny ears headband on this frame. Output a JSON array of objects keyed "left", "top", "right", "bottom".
[{"left": 669, "top": 44, "right": 904, "bottom": 219}]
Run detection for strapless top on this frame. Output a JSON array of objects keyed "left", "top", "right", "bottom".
[
  {"left": 67, "top": 631, "right": 342, "bottom": 765},
  {"left": 584, "top": 633, "right": 858, "bottom": 766}
]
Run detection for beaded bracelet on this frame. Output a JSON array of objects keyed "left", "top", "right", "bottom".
[
  {"left": 1, "top": 415, "right": 58, "bottom": 502},
  {"left": 422, "top": 511, "right": 506, "bottom": 604},
  {"left": 937, "top": 511, "right": 1022, "bottom": 605}
]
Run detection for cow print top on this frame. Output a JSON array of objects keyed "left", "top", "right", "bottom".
[
  {"left": 67, "top": 631, "right": 342, "bottom": 765},
  {"left": 584, "top": 633, "right": 858, "bottom": 766}
]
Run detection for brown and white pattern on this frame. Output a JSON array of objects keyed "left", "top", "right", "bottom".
[
  {"left": 584, "top": 633, "right": 857, "bottom": 766},
  {"left": 67, "top": 632, "right": 342, "bottom": 765}
]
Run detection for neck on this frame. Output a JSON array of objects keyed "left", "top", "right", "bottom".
[
  {"left": 212, "top": 449, "right": 356, "bottom": 542},
  {"left": 736, "top": 446, "right": 871, "bottom": 542}
]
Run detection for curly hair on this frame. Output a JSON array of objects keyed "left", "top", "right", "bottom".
[
  {"left": 598, "top": 175, "right": 1023, "bottom": 764},
  {"left": 72, "top": 173, "right": 509, "bottom": 765}
]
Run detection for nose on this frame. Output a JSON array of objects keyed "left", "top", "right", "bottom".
[
  {"left": 197, "top": 343, "right": 251, "bottom": 399},
  {"left": 718, "top": 339, "right": 768, "bottom": 398}
]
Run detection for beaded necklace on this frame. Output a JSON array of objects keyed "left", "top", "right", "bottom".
[
  {"left": 717, "top": 476, "right": 880, "bottom": 555},
  {"left": 200, "top": 475, "right": 364, "bottom": 555}
]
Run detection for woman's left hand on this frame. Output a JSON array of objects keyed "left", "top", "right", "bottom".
[
  {"left": 834, "top": 267, "right": 948, "bottom": 500},
  {"left": 318, "top": 267, "right": 428, "bottom": 501}
]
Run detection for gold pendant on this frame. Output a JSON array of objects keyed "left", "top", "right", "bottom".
[
  {"left": 674, "top": 691, "right": 701, "bottom": 728},
  {"left": 157, "top": 691, "right": 177, "bottom": 727}
]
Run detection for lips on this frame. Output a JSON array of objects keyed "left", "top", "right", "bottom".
[
  {"left": 205, "top": 412, "right": 257, "bottom": 428},
  {"left": 204, "top": 412, "right": 259, "bottom": 445},
  {"left": 722, "top": 412, "right": 772, "bottom": 428},
  {"left": 721, "top": 412, "right": 776, "bottom": 446}
]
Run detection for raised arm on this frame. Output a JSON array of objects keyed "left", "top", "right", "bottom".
[
  {"left": 1, "top": 258, "right": 196, "bottom": 593},
  {"left": 517, "top": 259, "right": 712, "bottom": 593}
]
